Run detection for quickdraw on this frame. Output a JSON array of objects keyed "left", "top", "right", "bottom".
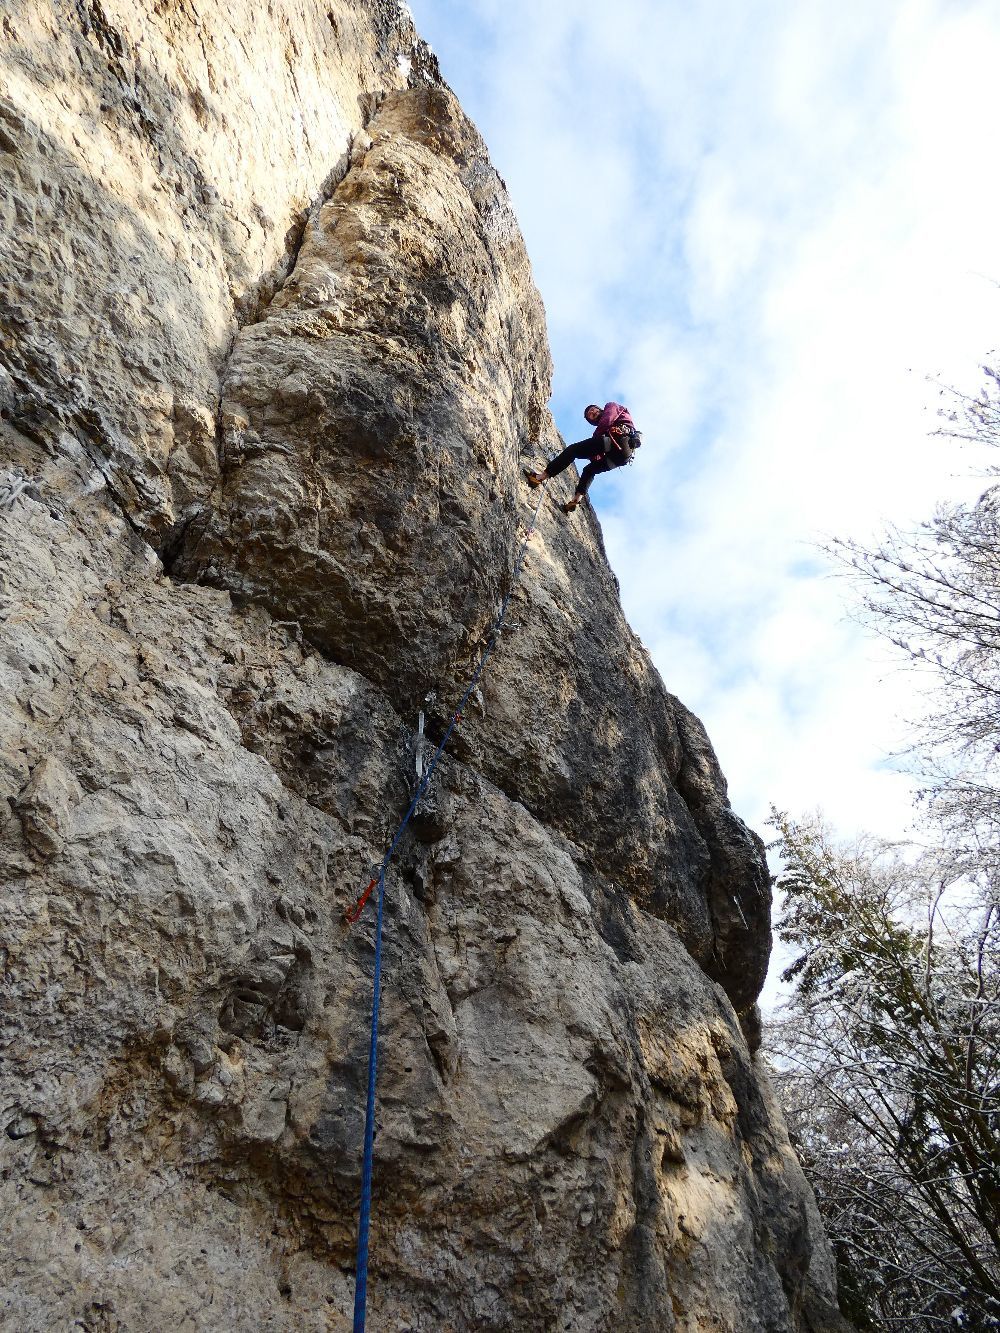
[{"left": 344, "top": 876, "right": 378, "bottom": 925}]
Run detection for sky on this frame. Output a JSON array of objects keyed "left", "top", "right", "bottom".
[{"left": 405, "top": 2, "right": 1000, "bottom": 872}]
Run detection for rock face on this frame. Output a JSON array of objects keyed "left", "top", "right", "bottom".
[{"left": 0, "top": 3, "right": 847, "bottom": 1330}]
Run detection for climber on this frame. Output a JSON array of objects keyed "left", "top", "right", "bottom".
[{"left": 524, "top": 401, "right": 641, "bottom": 513}]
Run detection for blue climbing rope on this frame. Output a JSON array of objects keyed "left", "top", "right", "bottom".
[
  {"left": 352, "top": 865, "right": 385, "bottom": 1332},
  {"left": 349, "top": 476, "right": 550, "bottom": 1332}
]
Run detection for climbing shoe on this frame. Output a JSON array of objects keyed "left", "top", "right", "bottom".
[
  {"left": 523, "top": 468, "right": 546, "bottom": 488},
  {"left": 562, "top": 496, "right": 582, "bottom": 514}
]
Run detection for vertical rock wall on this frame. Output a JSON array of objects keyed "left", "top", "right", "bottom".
[{"left": 0, "top": 3, "right": 848, "bottom": 1329}]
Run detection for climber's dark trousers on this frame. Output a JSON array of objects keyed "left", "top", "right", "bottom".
[{"left": 546, "top": 436, "right": 629, "bottom": 496}]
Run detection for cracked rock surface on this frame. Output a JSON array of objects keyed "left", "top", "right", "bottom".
[{"left": 1, "top": 2, "right": 848, "bottom": 1329}]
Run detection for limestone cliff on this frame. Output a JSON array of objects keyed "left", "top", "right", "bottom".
[{"left": 0, "top": 3, "right": 847, "bottom": 1329}]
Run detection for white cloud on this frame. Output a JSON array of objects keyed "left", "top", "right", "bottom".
[{"left": 409, "top": 0, "right": 1000, "bottom": 870}]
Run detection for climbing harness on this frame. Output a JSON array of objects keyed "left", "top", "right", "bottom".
[
  {"left": 607, "top": 422, "right": 641, "bottom": 466},
  {"left": 609, "top": 421, "right": 639, "bottom": 445},
  {"left": 347, "top": 475, "right": 550, "bottom": 1332}
]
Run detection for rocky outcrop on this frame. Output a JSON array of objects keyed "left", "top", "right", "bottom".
[
  {"left": 1, "top": 2, "right": 847, "bottom": 1329},
  {"left": 174, "top": 75, "right": 770, "bottom": 1017}
]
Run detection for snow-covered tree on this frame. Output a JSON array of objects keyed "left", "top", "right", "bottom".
[
  {"left": 829, "top": 362, "right": 1000, "bottom": 877},
  {"left": 768, "top": 814, "right": 1000, "bottom": 1330},
  {"left": 768, "top": 355, "right": 1000, "bottom": 1325}
]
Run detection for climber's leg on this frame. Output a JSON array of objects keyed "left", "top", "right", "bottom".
[
  {"left": 566, "top": 457, "right": 612, "bottom": 508},
  {"left": 528, "top": 438, "right": 595, "bottom": 484}
]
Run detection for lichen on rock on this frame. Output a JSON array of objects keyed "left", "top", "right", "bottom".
[{"left": 1, "top": 2, "right": 848, "bottom": 1329}]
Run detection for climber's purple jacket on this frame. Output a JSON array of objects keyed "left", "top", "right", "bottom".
[{"left": 591, "top": 401, "right": 635, "bottom": 438}]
